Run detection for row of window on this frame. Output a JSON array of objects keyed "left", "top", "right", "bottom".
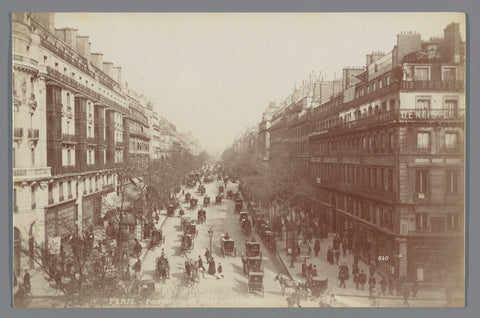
[
  {"left": 415, "top": 169, "right": 460, "bottom": 196},
  {"left": 415, "top": 212, "right": 463, "bottom": 232},
  {"left": 313, "top": 164, "right": 395, "bottom": 192},
  {"left": 311, "top": 130, "right": 395, "bottom": 154}
]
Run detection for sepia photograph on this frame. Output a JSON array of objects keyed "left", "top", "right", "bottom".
[{"left": 11, "top": 12, "right": 466, "bottom": 308}]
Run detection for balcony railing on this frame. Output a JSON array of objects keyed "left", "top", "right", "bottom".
[
  {"left": 28, "top": 128, "right": 39, "bottom": 140},
  {"left": 14, "top": 128, "right": 23, "bottom": 139},
  {"left": 115, "top": 140, "right": 125, "bottom": 147},
  {"left": 45, "top": 66, "right": 127, "bottom": 114},
  {"left": 62, "top": 133, "right": 79, "bottom": 143},
  {"left": 312, "top": 108, "right": 465, "bottom": 137},
  {"left": 13, "top": 167, "right": 51, "bottom": 177}
]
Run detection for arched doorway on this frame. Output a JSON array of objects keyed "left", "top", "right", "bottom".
[{"left": 14, "top": 227, "right": 21, "bottom": 278}]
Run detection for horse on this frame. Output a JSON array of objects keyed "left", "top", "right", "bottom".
[{"left": 274, "top": 273, "right": 300, "bottom": 296}]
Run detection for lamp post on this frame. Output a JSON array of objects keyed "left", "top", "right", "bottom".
[{"left": 208, "top": 227, "right": 213, "bottom": 253}]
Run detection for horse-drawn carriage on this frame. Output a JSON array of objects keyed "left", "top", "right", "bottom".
[
  {"left": 197, "top": 209, "right": 206, "bottom": 224},
  {"left": 305, "top": 277, "right": 329, "bottom": 298},
  {"left": 235, "top": 198, "right": 243, "bottom": 213},
  {"left": 240, "top": 211, "right": 248, "bottom": 223},
  {"left": 241, "top": 217, "right": 252, "bottom": 236},
  {"left": 247, "top": 271, "right": 264, "bottom": 296},
  {"left": 151, "top": 228, "right": 165, "bottom": 246},
  {"left": 220, "top": 237, "right": 236, "bottom": 257},
  {"left": 215, "top": 194, "right": 222, "bottom": 204},
  {"left": 242, "top": 255, "right": 263, "bottom": 274},
  {"left": 167, "top": 204, "right": 175, "bottom": 217},
  {"left": 181, "top": 234, "right": 195, "bottom": 254},
  {"left": 184, "top": 223, "right": 198, "bottom": 237},
  {"left": 263, "top": 231, "right": 276, "bottom": 250},
  {"left": 190, "top": 198, "right": 198, "bottom": 209},
  {"left": 245, "top": 241, "right": 262, "bottom": 258},
  {"left": 203, "top": 195, "right": 210, "bottom": 207},
  {"left": 156, "top": 256, "right": 170, "bottom": 283},
  {"left": 184, "top": 259, "right": 199, "bottom": 286}
]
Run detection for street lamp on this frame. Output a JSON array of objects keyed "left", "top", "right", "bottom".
[{"left": 208, "top": 227, "right": 214, "bottom": 252}]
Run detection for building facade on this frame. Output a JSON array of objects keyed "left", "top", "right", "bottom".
[
  {"left": 12, "top": 13, "right": 201, "bottom": 277},
  {"left": 244, "top": 23, "right": 465, "bottom": 285}
]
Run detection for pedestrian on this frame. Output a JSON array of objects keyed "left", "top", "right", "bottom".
[
  {"left": 208, "top": 257, "right": 216, "bottom": 275},
  {"left": 369, "top": 275, "right": 376, "bottom": 292},
  {"left": 412, "top": 279, "right": 419, "bottom": 298},
  {"left": 402, "top": 284, "right": 410, "bottom": 307},
  {"left": 354, "top": 254, "right": 359, "bottom": 266},
  {"left": 312, "top": 265, "right": 318, "bottom": 277},
  {"left": 23, "top": 269, "right": 31, "bottom": 291},
  {"left": 205, "top": 248, "right": 212, "bottom": 264},
  {"left": 369, "top": 264, "right": 376, "bottom": 277},
  {"left": 327, "top": 247, "right": 334, "bottom": 265},
  {"left": 388, "top": 275, "right": 394, "bottom": 295},
  {"left": 334, "top": 249, "right": 340, "bottom": 265},
  {"left": 352, "top": 262, "right": 359, "bottom": 277},
  {"left": 379, "top": 276, "right": 387, "bottom": 296},
  {"left": 314, "top": 238, "right": 321, "bottom": 257},
  {"left": 132, "top": 258, "right": 142, "bottom": 280},
  {"left": 216, "top": 262, "right": 224, "bottom": 279},
  {"left": 133, "top": 239, "right": 142, "bottom": 258},
  {"left": 342, "top": 240, "right": 347, "bottom": 257}
]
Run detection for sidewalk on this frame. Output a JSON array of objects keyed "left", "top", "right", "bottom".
[{"left": 273, "top": 233, "right": 450, "bottom": 301}]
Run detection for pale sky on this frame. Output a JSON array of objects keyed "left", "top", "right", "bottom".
[{"left": 54, "top": 12, "right": 465, "bottom": 155}]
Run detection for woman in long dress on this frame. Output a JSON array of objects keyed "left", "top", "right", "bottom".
[{"left": 208, "top": 257, "right": 216, "bottom": 275}]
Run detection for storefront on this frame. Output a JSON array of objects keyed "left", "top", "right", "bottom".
[
  {"left": 407, "top": 235, "right": 464, "bottom": 284},
  {"left": 45, "top": 200, "right": 76, "bottom": 241}
]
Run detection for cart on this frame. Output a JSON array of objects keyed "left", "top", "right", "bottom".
[
  {"left": 235, "top": 199, "right": 243, "bottom": 213},
  {"left": 151, "top": 228, "right": 165, "bottom": 246},
  {"left": 264, "top": 231, "right": 276, "bottom": 250},
  {"left": 190, "top": 198, "right": 198, "bottom": 209},
  {"left": 197, "top": 209, "right": 206, "bottom": 224},
  {"left": 181, "top": 234, "right": 194, "bottom": 254},
  {"left": 184, "top": 223, "right": 198, "bottom": 237},
  {"left": 305, "top": 277, "right": 329, "bottom": 298},
  {"left": 247, "top": 271, "right": 264, "bottom": 296},
  {"left": 245, "top": 241, "right": 262, "bottom": 258},
  {"left": 241, "top": 217, "right": 252, "bottom": 236},
  {"left": 156, "top": 257, "right": 170, "bottom": 283},
  {"left": 203, "top": 196, "right": 210, "bottom": 207},
  {"left": 220, "top": 238, "right": 236, "bottom": 257},
  {"left": 167, "top": 204, "right": 175, "bottom": 217},
  {"left": 242, "top": 255, "right": 263, "bottom": 274},
  {"left": 239, "top": 211, "right": 248, "bottom": 223}
]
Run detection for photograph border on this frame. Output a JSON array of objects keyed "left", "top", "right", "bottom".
[{"left": 1, "top": 0, "right": 478, "bottom": 317}]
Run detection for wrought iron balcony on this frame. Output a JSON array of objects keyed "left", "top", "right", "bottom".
[
  {"left": 14, "top": 128, "right": 23, "bottom": 140},
  {"left": 62, "top": 133, "right": 79, "bottom": 144},
  {"left": 28, "top": 128, "right": 39, "bottom": 140}
]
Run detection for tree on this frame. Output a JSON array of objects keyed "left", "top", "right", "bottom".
[{"left": 16, "top": 219, "right": 141, "bottom": 307}]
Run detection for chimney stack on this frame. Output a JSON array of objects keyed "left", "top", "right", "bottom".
[
  {"left": 103, "top": 62, "right": 114, "bottom": 78},
  {"left": 90, "top": 53, "right": 104, "bottom": 71},
  {"left": 113, "top": 66, "right": 122, "bottom": 85},
  {"left": 31, "top": 12, "right": 55, "bottom": 33},
  {"left": 76, "top": 36, "right": 91, "bottom": 61}
]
